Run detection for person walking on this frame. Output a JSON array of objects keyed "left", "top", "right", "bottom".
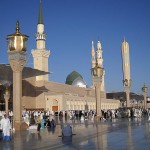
[
  {"left": 51, "top": 119, "right": 56, "bottom": 127},
  {"left": 0, "top": 114, "right": 11, "bottom": 141},
  {"left": 36, "top": 114, "right": 41, "bottom": 133}
]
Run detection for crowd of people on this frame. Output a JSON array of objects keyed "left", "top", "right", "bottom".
[
  {"left": 57, "top": 108, "right": 150, "bottom": 122},
  {"left": 0, "top": 110, "right": 57, "bottom": 140},
  {"left": 0, "top": 107, "right": 150, "bottom": 141}
]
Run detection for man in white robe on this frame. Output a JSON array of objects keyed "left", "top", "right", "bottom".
[{"left": 0, "top": 114, "right": 11, "bottom": 141}]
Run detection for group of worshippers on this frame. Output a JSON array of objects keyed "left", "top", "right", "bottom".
[{"left": 35, "top": 114, "right": 56, "bottom": 133}]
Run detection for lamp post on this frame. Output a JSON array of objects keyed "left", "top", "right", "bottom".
[
  {"left": 4, "top": 87, "right": 10, "bottom": 114},
  {"left": 91, "top": 62, "right": 104, "bottom": 119},
  {"left": 7, "top": 21, "right": 28, "bottom": 130},
  {"left": 1, "top": 80, "right": 11, "bottom": 114},
  {"left": 142, "top": 84, "right": 148, "bottom": 110}
]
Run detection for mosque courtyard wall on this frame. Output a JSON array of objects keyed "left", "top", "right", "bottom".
[{"left": 22, "top": 78, "right": 120, "bottom": 111}]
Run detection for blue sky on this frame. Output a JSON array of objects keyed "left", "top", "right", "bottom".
[{"left": 0, "top": 0, "right": 150, "bottom": 95}]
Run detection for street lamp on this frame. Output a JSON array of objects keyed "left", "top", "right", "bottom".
[
  {"left": 91, "top": 62, "right": 104, "bottom": 119},
  {"left": 142, "top": 83, "right": 148, "bottom": 110},
  {"left": 1, "top": 80, "right": 11, "bottom": 113},
  {"left": 4, "top": 87, "right": 10, "bottom": 113},
  {"left": 7, "top": 21, "right": 28, "bottom": 51},
  {"left": 7, "top": 21, "right": 29, "bottom": 130}
]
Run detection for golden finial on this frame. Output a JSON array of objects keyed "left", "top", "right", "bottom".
[{"left": 16, "top": 20, "right": 20, "bottom": 33}]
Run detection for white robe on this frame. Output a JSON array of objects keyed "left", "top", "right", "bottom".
[{"left": 0, "top": 117, "right": 11, "bottom": 136}]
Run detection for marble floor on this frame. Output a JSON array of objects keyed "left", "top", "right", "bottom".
[{"left": 0, "top": 117, "right": 150, "bottom": 150}]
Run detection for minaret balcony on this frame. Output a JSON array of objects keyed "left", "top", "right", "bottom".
[{"left": 35, "top": 33, "right": 46, "bottom": 40}]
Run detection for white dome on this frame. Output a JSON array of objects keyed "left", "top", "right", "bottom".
[{"left": 72, "top": 77, "right": 86, "bottom": 88}]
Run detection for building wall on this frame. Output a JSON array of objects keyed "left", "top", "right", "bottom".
[
  {"left": 22, "top": 78, "right": 120, "bottom": 111},
  {"left": 45, "top": 94, "right": 62, "bottom": 111},
  {"left": 22, "top": 77, "right": 36, "bottom": 109},
  {"left": 35, "top": 92, "right": 46, "bottom": 109},
  {"left": 34, "top": 80, "right": 120, "bottom": 111},
  {"left": 101, "top": 99, "right": 120, "bottom": 109},
  {"left": 147, "top": 103, "right": 150, "bottom": 109}
]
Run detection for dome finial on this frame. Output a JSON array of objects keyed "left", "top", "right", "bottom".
[{"left": 16, "top": 20, "right": 20, "bottom": 33}]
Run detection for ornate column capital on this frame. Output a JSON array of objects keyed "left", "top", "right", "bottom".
[
  {"left": 9, "top": 60, "right": 26, "bottom": 72},
  {"left": 8, "top": 51, "right": 26, "bottom": 72},
  {"left": 93, "top": 76, "right": 102, "bottom": 87}
]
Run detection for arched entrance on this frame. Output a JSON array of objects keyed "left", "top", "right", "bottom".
[{"left": 52, "top": 99, "right": 58, "bottom": 111}]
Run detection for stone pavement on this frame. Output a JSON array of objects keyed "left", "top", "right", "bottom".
[{"left": 0, "top": 117, "right": 150, "bottom": 150}]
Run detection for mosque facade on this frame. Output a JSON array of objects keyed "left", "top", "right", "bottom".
[
  {"left": 0, "top": 1, "right": 120, "bottom": 112},
  {"left": 20, "top": 1, "right": 120, "bottom": 112}
]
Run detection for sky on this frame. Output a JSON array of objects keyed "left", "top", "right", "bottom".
[{"left": 0, "top": 0, "right": 150, "bottom": 96}]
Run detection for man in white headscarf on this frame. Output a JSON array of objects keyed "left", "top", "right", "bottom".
[{"left": 0, "top": 114, "right": 11, "bottom": 141}]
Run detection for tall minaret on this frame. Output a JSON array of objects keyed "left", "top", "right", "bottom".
[
  {"left": 121, "top": 38, "right": 131, "bottom": 83},
  {"left": 121, "top": 37, "right": 131, "bottom": 107},
  {"left": 91, "top": 40, "right": 96, "bottom": 69},
  {"left": 32, "top": 0, "right": 50, "bottom": 81},
  {"left": 96, "top": 40, "right": 103, "bottom": 67},
  {"left": 96, "top": 40, "right": 105, "bottom": 91}
]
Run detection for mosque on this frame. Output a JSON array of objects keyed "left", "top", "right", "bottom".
[
  {"left": 24, "top": 1, "right": 120, "bottom": 112},
  {"left": 0, "top": 1, "right": 125, "bottom": 112}
]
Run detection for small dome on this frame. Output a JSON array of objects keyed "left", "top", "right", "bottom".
[
  {"left": 65, "top": 71, "right": 86, "bottom": 87},
  {"left": 72, "top": 77, "right": 86, "bottom": 88}
]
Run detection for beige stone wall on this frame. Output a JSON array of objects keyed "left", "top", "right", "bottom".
[
  {"left": 22, "top": 77, "right": 36, "bottom": 109},
  {"left": 44, "top": 92, "right": 120, "bottom": 111},
  {"left": 22, "top": 79, "right": 120, "bottom": 111},
  {"left": 35, "top": 80, "right": 93, "bottom": 97},
  {"left": 45, "top": 94, "right": 62, "bottom": 111},
  {"left": 35, "top": 92, "right": 46, "bottom": 109},
  {"left": 101, "top": 99, "right": 120, "bottom": 109},
  {"left": 147, "top": 103, "right": 150, "bottom": 109},
  {"left": 22, "top": 97, "right": 36, "bottom": 109}
]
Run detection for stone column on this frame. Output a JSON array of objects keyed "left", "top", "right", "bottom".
[
  {"left": 125, "top": 86, "right": 130, "bottom": 107},
  {"left": 143, "top": 93, "right": 147, "bottom": 110},
  {"left": 142, "top": 84, "right": 148, "bottom": 110},
  {"left": 123, "top": 79, "right": 131, "bottom": 108},
  {"left": 93, "top": 76, "right": 102, "bottom": 117},
  {"left": 8, "top": 52, "right": 26, "bottom": 130},
  {"left": 143, "top": 90, "right": 147, "bottom": 110},
  {"left": 7, "top": 21, "right": 28, "bottom": 130}
]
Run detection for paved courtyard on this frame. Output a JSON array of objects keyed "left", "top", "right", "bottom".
[{"left": 0, "top": 117, "right": 150, "bottom": 150}]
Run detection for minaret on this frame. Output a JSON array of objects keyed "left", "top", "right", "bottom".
[
  {"left": 121, "top": 37, "right": 131, "bottom": 107},
  {"left": 121, "top": 37, "right": 131, "bottom": 83},
  {"left": 96, "top": 40, "right": 105, "bottom": 92},
  {"left": 32, "top": 0, "right": 50, "bottom": 81},
  {"left": 91, "top": 39, "right": 106, "bottom": 117},
  {"left": 91, "top": 40, "right": 96, "bottom": 69},
  {"left": 96, "top": 40, "right": 103, "bottom": 67}
]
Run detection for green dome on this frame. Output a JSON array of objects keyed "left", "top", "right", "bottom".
[{"left": 65, "top": 71, "right": 83, "bottom": 85}]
